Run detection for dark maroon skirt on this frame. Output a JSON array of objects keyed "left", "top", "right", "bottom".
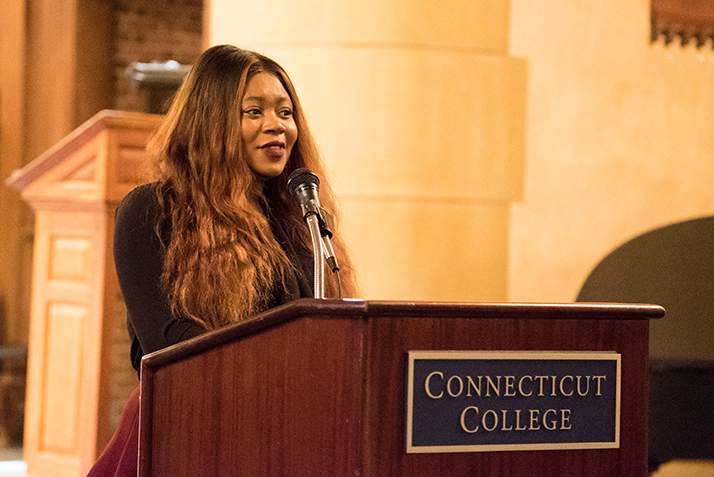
[{"left": 87, "top": 386, "right": 140, "bottom": 477}]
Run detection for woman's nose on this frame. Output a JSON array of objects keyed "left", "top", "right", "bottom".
[{"left": 264, "top": 113, "right": 286, "bottom": 133}]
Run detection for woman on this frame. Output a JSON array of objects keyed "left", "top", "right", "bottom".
[{"left": 87, "top": 44, "right": 356, "bottom": 476}]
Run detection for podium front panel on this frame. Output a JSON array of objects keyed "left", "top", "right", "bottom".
[{"left": 139, "top": 299, "right": 661, "bottom": 477}]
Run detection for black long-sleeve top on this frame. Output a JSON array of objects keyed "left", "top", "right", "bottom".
[{"left": 113, "top": 183, "right": 314, "bottom": 373}]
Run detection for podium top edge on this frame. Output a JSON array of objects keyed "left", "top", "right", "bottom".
[
  {"left": 362, "top": 299, "right": 665, "bottom": 319},
  {"left": 140, "top": 299, "right": 664, "bottom": 372}
]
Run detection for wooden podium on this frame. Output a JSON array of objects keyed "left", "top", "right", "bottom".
[
  {"left": 6, "top": 110, "right": 162, "bottom": 477},
  {"left": 139, "top": 298, "right": 663, "bottom": 477}
]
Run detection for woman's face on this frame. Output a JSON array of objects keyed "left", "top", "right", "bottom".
[{"left": 240, "top": 72, "right": 298, "bottom": 180}]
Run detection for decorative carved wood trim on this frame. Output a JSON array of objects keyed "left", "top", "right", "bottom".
[{"left": 652, "top": 0, "right": 714, "bottom": 47}]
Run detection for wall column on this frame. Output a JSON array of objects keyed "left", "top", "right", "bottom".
[
  {"left": 0, "top": 0, "right": 29, "bottom": 345},
  {"left": 207, "top": 0, "right": 526, "bottom": 302}
]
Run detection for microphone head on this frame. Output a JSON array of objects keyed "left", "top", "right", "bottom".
[{"left": 287, "top": 168, "right": 320, "bottom": 194}]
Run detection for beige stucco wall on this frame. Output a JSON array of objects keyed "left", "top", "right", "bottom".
[
  {"left": 508, "top": 4, "right": 714, "bottom": 472},
  {"left": 508, "top": 0, "right": 714, "bottom": 303},
  {"left": 207, "top": 0, "right": 526, "bottom": 302}
]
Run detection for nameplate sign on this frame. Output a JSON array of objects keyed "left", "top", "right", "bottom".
[{"left": 406, "top": 350, "right": 621, "bottom": 453}]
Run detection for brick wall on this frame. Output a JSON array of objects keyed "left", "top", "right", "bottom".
[{"left": 113, "top": 0, "right": 203, "bottom": 112}]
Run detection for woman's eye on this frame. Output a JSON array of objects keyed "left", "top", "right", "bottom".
[
  {"left": 243, "top": 108, "right": 261, "bottom": 116},
  {"left": 279, "top": 109, "right": 293, "bottom": 119}
]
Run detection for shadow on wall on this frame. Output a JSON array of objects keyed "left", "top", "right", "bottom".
[{"left": 576, "top": 215, "right": 714, "bottom": 472}]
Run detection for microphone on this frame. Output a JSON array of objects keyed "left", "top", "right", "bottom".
[
  {"left": 287, "top": 169, "right": 336, "bottom": 242},
  {"left": 287, "top": 168, "right": 340, "bottom": 275},
  {"left": 287, "top": 168, "right": 321, "bottom": 220}
]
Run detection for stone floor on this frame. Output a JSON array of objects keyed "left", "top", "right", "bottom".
[
  {"left": 0, "top": 447, "right": 24, "bottom": 477},
  {"left": 652, "top": 461, "right": 714, "bottom": 477},
  {"left": 0, "top": 462, "right": 25, "bottom": 477}
]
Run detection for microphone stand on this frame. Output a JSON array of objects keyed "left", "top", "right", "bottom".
[{"left": 305, "top": 212, "right": 325, "bottom": 298}]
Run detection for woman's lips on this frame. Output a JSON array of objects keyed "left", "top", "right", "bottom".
[{"left": 259, "top": 141, "right": 286, "bottom": 158}]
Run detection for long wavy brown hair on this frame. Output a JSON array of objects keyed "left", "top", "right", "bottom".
[{"left": 146, "top": 44, "right": 357, "bottom": 330}]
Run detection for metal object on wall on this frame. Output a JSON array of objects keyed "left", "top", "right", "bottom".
[{"left": 126, "top": 61, "right": 191, "bottom": 114}]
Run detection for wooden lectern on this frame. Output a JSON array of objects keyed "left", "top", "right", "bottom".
[
  {"left": 6, "top": 110, "right": 162, "bottom": 477},
  {"left": 139, "top": 298, "right": 662, "bottom": 477}
]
